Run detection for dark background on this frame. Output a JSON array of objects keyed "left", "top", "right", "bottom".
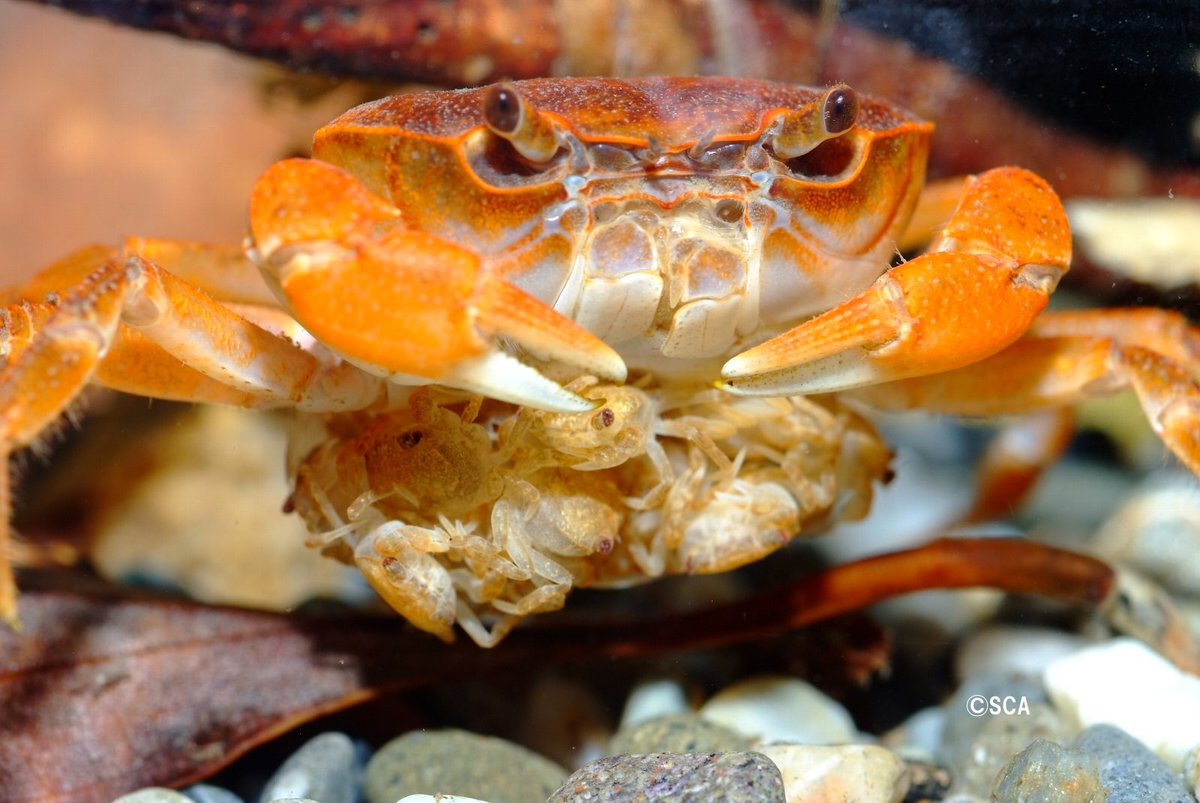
[{"left": 837, "top": 0, "right": 1200, "bottom": 165}]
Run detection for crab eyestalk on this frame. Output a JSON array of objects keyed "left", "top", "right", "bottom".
[
  {"left": 481, "top": 83, "right": 562, "bottom": 163},
  {"left": 766, "top": 84, "right": 859, "bottom": 158}
]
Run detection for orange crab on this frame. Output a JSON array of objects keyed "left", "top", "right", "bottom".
[{"left": 3, "top": 77, "right": 1199, "bottom": 644}]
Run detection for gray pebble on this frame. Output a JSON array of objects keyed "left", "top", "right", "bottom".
[
  {"left": 365, "top": 728, "right": 567, "bottom": 803},
  {"left": 548, "top": 752, "right": 785, "bottom": 803},
  {"left": 940, "top": 676, "right": 1068, "bottom": 796},
  {"left": 184, "top": 786, "right": 246, "bottom": 803},
  {"left": 258, "top": 732, "right": 358, "bottom": 803},
  {"left": 1074, "top": 724, "right": 1193, "bottom": 803},
  {"left": 991, "top": 738, "right": 1102, "bottom": 802},
  {"left": 609, "top": 714, "right": 753, "bottom": 756}
]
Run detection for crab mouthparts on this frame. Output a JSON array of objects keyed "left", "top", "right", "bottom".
[{"left": 556, "top": 198, "right": 760, "bottom": 363}]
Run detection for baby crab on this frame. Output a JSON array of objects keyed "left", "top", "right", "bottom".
[{"left": 3, "top": 77, "right": 1199, "bottom": 645}]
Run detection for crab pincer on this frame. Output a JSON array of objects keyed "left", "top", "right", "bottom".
[
  {"left": 720, "top": 167, "right": 1072, "bottom": 394},
  {"left": 249, "top": 158, "right": 625, "bottom": 413}
]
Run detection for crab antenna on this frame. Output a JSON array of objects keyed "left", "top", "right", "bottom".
[
  {"left": 481, "top": 83, "right": 561, "bottom": 163},
  {"left": 766, "top": 84, "right": 859, "bottom": 159}
]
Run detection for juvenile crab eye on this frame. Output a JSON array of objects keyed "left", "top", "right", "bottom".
[
  {"left": 822, "top": 85, "right": 858, "bottom": 135},
  {"left": 715, "top": 199, "right": 745, "bottom": 223}
]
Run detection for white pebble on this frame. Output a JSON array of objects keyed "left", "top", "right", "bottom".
[
  {"left": 757, "top": 743, "right": 909, "bottom": 803},
  {"left": 1043, "top": 637, "right": 1200, "bottom": 770},
  {"left": 955, "top": 625, "right": 1087, "bottom": 682},
  {"left": 395, "top": 797, "right": 493, "bottom": 803},
  {"left": 618, "top": 678, "right": 690, "bottom": 730},
  {"left": 700, "top": 676, "right": 857, "bottom": 745},
  {"left": 112, "top": 791, "right": 192, "bottom": 803}
]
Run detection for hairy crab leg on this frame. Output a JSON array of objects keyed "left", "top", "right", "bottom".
[
  {"left": 250, "top": 158, "right": 626, "bottom": 414},
  {"left": 7, "top": 240, "right": 279, "bottom": 309},
  {"left": 852, "top": 309, "right": 1200, "bottom": 476},
  {"left": 720, "top": 167, "right": 1071, "bottom": 394},
  {"left": 0, "top": 254, "right": 387, "bottom": 626}
]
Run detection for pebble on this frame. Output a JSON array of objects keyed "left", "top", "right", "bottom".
[
  {"left": 1074, "top": 723, "right": 1194, "bottom": 803},
  {"left": 1186, "top": 746, "right": 1200, "bottom": 801},
  {"left": 900, "top": 760, "right": 952, "bottom": 801},
  {"left": 1090, "top": 472, "right": 1200, "bottom": 596},
  {"left": 1043, "top": 637, "right": 1200, "bottom": 769},
  {"left": 548, "top": 751, "right": 785, "bottom": 802},
  {"left": 609, "top": 714, "right": 753, "bottom": 756},
  {"left": 112, "top": 791, "right": 194, "bottom": 803},
  {"left": 755, "top": 743, "right": 909, "bottom": 803},
  {"left": 880, "top": 706, "right": 945, "bottom": 763},
  {"left": 954, "top": 626, "right": 1087, "bottom": 683},
  {"left": 990, "top": 738, "right": 1103, "bottom": 801},
  {"left": 184, "top": 786, "right": 246, "bottom": 803},
  {"left": 257, "top": 732, "right": 358, "bottom": 803},
  {"left": 90, "top": 407, "right": 358, "bottom": 610},
  {"left": 364, "top": 729, "right": 567, "bottom": 803},
  {"left": 396, "top": 797, "right": 494, "bottom": 803},
  {"left": 618, "top": 678, "right": 690, "bottom": 730},
  {"left": 939, "top": 675, "right": 1070, "bottom": 797},
  {"left": 699, "top": 676, "right": 858, "bottom": 745}
]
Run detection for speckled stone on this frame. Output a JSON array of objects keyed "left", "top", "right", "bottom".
[
  {"left": 365, "top": 729, "right": 567, "bottom": 803},
  {"left": 991, "top": 738, "right": 1103, "bottom": 802},
  {"left": 112, "top": 791, "right": 194, "bottom": 803},
  {"left": 548, "top": 751, "right": 785, "bottom": 802},
  {"left": 609, "top": 714, "right": 754, "bottom": 756},
  {"left": 258, "top": 732, "right": 357, "bottom": 803},
  {"left": 1074, "top": 724, "right": 1193, "bottom": 803},
  {"left": 756, "top": 744, "right": 909, "bottom": 803}
]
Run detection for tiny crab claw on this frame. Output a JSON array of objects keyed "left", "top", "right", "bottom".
[
  {"left": 481, "top": 83, "right": 562, "bottom": 163},
  {"left": 765, "top": 84, "right": 859, "bottom": 159},
  {"left": 721, "top": 167, "right": 1072, "bottom": 395},
  {"left": 250, "top": 158, "right": 625, "bottom": 412}
]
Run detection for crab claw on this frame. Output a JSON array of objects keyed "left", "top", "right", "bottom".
[
  {"left": 721, "top": 167, "right": 1072, "bottom": 395},
  {"left": 250, "top": 159, "right": 625, "bottom": 412}
]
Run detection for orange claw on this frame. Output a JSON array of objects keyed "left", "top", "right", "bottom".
[
  {"left": 720, "top": 167, "right": 1071, "bottom": 395},
  {"left": 250, "top": 159, "right": 626, "bottom": 413}
]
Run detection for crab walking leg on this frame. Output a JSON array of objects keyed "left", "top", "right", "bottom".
[
  {"left": 250, "top": 159, "right": 626, "bottom": 414},
  {"left": 720, "top": 167, "right": 1072, "bottom": 395},
  {"left": 0, "top": 257, "right": 388, "bottom": 626},
  {"left": 10, "top": 240, "right": 279, "bottom": 309},
  {"left": 853, "top": 310, "right": 1200, "bottom": 477}
]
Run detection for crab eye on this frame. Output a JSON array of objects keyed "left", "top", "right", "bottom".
[
  {"left": 483, "top": 85, "right": 522, "bottom": 134},
  {"left": 822, "top": 85, "right": 858, "bottom": 135},
  {"left": 765, "top": 83, "right": 860, "bottom": 160},
  {"left": 480, "top": 82, "right": 561, "bottom": 163}
]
